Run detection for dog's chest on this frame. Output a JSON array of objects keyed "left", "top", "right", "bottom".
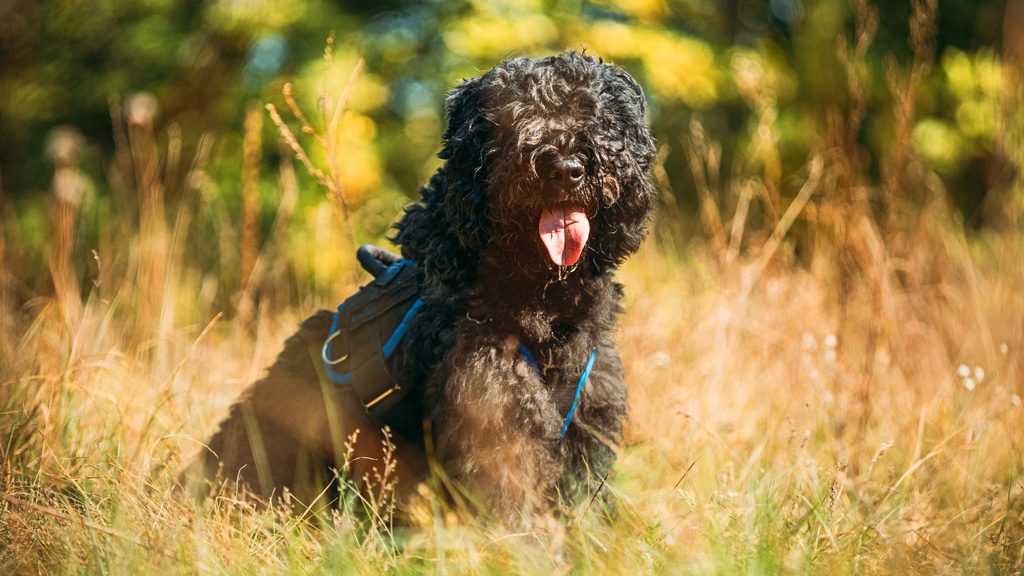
[{"left": 525, "top": 342, "right": 591, "bottom": 415}]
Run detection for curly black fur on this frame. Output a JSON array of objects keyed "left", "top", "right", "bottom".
[{"left": 184, "top": 51, "right": 655, "bottom": 525}]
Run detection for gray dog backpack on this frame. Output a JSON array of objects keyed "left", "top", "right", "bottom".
[{"left": 320, "top": 245, "right": 424, "bottom": 436}]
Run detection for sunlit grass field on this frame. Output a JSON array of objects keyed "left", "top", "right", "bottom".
[
  {"left": 3, "top": 34, "right": 1024, "bottom": 576},
  {"left": 2, "top": 176, "right": 1023, "bottom": 573}
]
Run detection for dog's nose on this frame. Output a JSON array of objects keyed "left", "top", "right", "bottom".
[{"left": 547, "top": 158, "right": 585, "bottom": 186}]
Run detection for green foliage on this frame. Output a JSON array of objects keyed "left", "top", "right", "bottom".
[
  {"left": 1, "top": 0, "right": 1019, "bottom": 317},
  {"left": 2, "top": 0, "right": 1009, "bottom": 201}
]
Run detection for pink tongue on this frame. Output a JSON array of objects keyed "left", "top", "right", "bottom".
[{"left": 538, "top": 206, "right": 590, "bottom": 266}]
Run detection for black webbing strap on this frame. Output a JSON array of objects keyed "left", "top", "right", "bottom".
[{"left": 321, "top": 245, "right": 423, "bottom": 441}]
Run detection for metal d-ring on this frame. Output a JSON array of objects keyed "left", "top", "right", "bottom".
[{"left": 321, "top": 330, "right": 349, "bottom": 366}]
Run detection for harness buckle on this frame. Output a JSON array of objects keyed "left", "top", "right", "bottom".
[{"left": 321, "top": 330, "right": 349, "bottom": 365}]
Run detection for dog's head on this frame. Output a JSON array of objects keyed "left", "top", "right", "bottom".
[{"left": 439, "top": 51, "right": 656, "bottom": 275}]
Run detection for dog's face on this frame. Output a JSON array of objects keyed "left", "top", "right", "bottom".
[{"left": 438, "top": 52, "right": 656, "bottom": 275}]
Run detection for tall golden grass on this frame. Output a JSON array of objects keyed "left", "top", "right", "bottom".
[{"left": 2, "top": 7, "right": 1024, "bottom": 572}]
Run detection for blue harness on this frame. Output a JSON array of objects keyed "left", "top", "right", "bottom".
[
  {"left": 518, "top": 342, "right": 597, "bottom": 440},
  {"left": 321, "top": 259, "right": 596, "bottom": 441}
]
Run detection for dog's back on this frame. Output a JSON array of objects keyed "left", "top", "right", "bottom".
[{"left": 179, "top": 310, "right": 427, "bottom": 505}]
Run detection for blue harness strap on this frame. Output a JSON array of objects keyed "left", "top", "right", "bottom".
[
  {"left": 560, "top": 348, "right": 596, "bottom": 439},
  {"left": 517, "top": 341, "right": 538, "bottom": 370},
  {"left": 324, "top": 284, "right": 595, "bottom": 441},
  {"left": 322, "top": 302, "right": 351, "bottom": 384},
  {"left": 383, "top": 298, "right": 425, "bottom": 357},
  {"left": 519, "top": 342, "right": 597, "bottom": 440},
  {"left": 323, "top": 298, "right": 424, "bottom": 385}
]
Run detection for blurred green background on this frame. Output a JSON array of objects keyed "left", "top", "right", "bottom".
[{"left": 0, "top": 0, "right": 1015, "bottom": 306}]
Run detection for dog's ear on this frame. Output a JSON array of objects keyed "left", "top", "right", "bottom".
[
  {"left": 438, "top": 76, "right": 491, "bottom": 252},
  {"left": 592, "top": 66, "right": 657, "bottom": 270},
  {"left": 440, "top": 77, "right": 485, "bottom": 159}
]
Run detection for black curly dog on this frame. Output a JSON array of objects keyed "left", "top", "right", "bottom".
[{"left": 184, "top": 51, "right": 655, "bottom": 525}]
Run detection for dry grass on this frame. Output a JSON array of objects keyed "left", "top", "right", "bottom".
[
  {"left": 3, "top": 20, "right": 1024, "bottom": 574},
  {"left": 2, "top": 190, "right": 1022, "bottom": 573}
]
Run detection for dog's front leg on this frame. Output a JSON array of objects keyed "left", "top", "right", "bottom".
[
  {"left": 556, "top": 335, "right": 627, "bottom": 512},
  {"left": 435, "top": 321, "right": 562, "bottom": 526}
]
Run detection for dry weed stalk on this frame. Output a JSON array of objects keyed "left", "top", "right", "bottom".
[
  {"left": 741, "top": 156, "right": 823, "bottom": 295},
  {"left": 264, "top": 45, "right": 364, "bottom": 286},
  {"left": 690, "top": 51, "right": 787, "bottom": 273},
  {"left": 117, "top": 93, "right": 171, "bottom": 359},
  {"left": 328, "top": 428, "right": 399, "bottom": 532},
  {"left": 819, "top": 0, "right": 892, "bottom": 443},
  {"left": 1001, "top": 2, "right": 1024, "bottom": 228},
  {"left": 686, "top": 120, "right": 726, "bottom": 256},
  {"left": 236, "top": 101, "right": 269, "bottom": 324},
  {"left": 1, "top": 493, "right": 177, "bottom": 560},
  {"left": 240, "top": 101, "right": 264, "bottom": 306},
  {"left": 831, "top": 0, "right": 877, "bottom": 171},
  {"left": 732, "top": 53, "right": 782, "bottom": 217},
  {"left": 882, "top": 0, "right": 938, "bottom": 226},
  {"left": 0, "top": 192, "right": 10, "bottom": 364},
  {"left": 366, "top": 426, "right": 399, "bottom": 528},
  {"left": 264, "top": 36, "right": 362, "bottom": 274},
  {"left": 236, "top": 140, "right": 301, "bottom": 318},
  {"left": 45, "top": 126, "right": 87, "bottom": 326}
]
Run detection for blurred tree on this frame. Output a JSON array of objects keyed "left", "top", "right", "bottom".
[{"left": 0, "top": 0, "right": 1013, "bottom": 244}]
